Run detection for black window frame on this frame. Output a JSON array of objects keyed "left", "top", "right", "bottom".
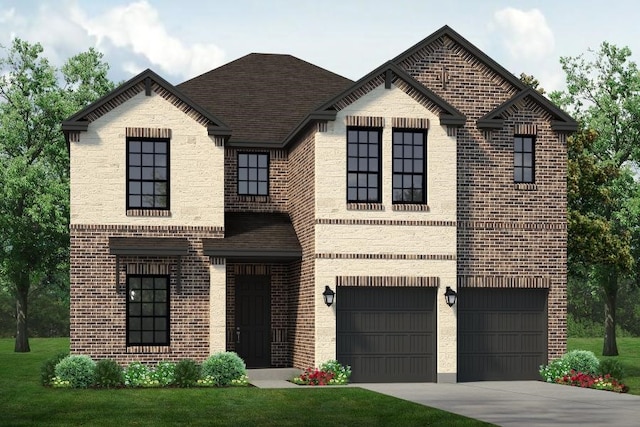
[
  {"left": 126, "top": 138, "right": 170, "bottom": 210},
  {"left": 126, "top": 275, "right": 170, "bottom": 346},
  {"left": 392, "top": 128, "right": 427, "bottom": 204},
  {"left": 514, "top": 135, "right": 535, "bottom": 184},
  {"left": 237, "top": 152, "right": 269, "bottom": 196},
  {"left": 346, "top": 127, "right": 382, "bottom": 203}
]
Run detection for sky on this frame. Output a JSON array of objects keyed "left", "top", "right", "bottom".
[{"left": 0, "top": 0, "right": 638, "bottom": 93}]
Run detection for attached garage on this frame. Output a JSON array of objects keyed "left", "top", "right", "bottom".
[
  {"left": 457, "top": 288, "right": 548, "bottom": 381},
  {"left": 336, "top": 287, "right": 436, "bottom": 383}
]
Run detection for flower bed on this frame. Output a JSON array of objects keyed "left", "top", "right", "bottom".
[
  {"left": 292, "top": 360, "right": 351, "bottom": 386},
  {"left": 556, "top": 370, "right": 628, "bottom": 393}
]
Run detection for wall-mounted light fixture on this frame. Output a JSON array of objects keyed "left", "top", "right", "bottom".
[
  {"left": 323, "top": 286, "right": 335, "bottom": 307},
  {"left": 444, "top": 286, "right": 457, "bottom": 307}
]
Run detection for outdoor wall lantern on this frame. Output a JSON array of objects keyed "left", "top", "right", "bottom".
[
  {"left": 444, "top": 286, "right": 457, "bottom": 307},
  {"left": 323, "top": 286, "right": 335, "bottom": 307}
]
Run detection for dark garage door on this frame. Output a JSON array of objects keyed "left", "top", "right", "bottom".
[
  {"left": 458, "top": 288, "right": 548, "bottom": 381},
  {"left": 337, "top": 287, "right": 436, "bottom": 383}
]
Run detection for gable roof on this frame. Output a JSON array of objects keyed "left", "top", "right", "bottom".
[
  {"left": 392, "top": 25, "right": 527, "bottom": 92},
  {"left": 177, "top": 53, "right": 353, "bottom": 146},
  {"left": 62, "top": 69, "right": 231, "bottom": 139},
  {"left": 477, "top": 88, "right": 578, "bottom": 132}
]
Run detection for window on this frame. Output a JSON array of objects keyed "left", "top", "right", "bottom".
[
  {"left": 392, "top": 129, "right": 427, "bottom": 204},
  {"left": 238, "top": 153, "right": 269, "bottom": 195},
  {"left": 127, "top": 275, "right": 170, "bottom": 346},
  {"left": 514, "top": 136, "right": 535, "bottom": 183},
  {"left": 347, "top": 127, "right": 381, "bottom": 202},
  {"left": 127, "top": 139, "right": 169, "bottom": 209}
]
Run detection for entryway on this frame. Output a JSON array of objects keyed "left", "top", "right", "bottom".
[{"left": 235, "top": 275, "right": 271, "bottom": 367}]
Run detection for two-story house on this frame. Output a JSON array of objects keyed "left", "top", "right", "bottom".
[{"left": 62, "top": 26, "right": 576, "bottom": 383}]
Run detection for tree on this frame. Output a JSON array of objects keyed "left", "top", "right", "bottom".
[
  {"left": 519, "top": 72, "right": 546, "bottom": 95},
  {"left": 0, "top": 39, "right": 114, "bottom": 352},
  {"left": 555, "top": 42, "right": 640, "bottom": 355}
]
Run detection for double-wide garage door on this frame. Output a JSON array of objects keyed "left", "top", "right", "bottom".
[
  {"left": 336, "top": 287, "right": 436, "bottom": 383},
  {"left": 457, "top": 288, "right": 548, "bottom": 381},
  {"left": 337, "top": 286, "right": 548, "bottom": 383}
]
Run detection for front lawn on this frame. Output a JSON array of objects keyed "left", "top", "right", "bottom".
[
  {"left": 568, "top": 337, "right": 640, "bottom": 395},
  {"left": 0, "top": 338, "right": 490, "bottom": 426}
]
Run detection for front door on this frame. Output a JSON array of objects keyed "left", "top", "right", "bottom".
[{"left": 235, "top": 275, "right": 271, "bottom": 367}]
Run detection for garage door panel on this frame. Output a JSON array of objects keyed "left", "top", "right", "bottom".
[
  {"left": 337, "top": 287, "right": 436, "bottom": 383},
  {"left": 458, "top": 288, "right": 548, "bottom": 381}
]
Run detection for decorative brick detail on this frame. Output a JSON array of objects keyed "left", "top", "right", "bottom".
[
  {"left": 514, "top": 124, "right": 537, "bottom": 135},
  {"left": 84, "top": 82, "right": 145, "bottom": 122},
  {"left": 68, "top": 132, "right": 80, "bottom": 143},
  {"left": 346, "top": 203, "right": 385, "bottom": 211},
  {"left": 316, "top": 253, "right": 455, "bottom": 260},
  {"left": 316, "top": 218, "right": 456, "bottom": 227},
  {"left": 392, "top": 117, "right": 429, "bottom": 129},
  {"left": 125, "top": 127, "right": 172, "bottom": 139},
  {"left": 458, "top": 275, "right": 550, "bottom": 289},
  {"left": 335, "top": 75, "right": 385, "bottom": 110},
  {"left": 336, "top": 276, "right": 439, "bottom": 287},
  {"left": 392, "top": 204, "right": 430, "bottom": 212},
  {"left": 345, "top": 115, "right": 384, "bottom": 127},
  {"left": 514, "top": 183, "right": 538, "bottom": 191},
  {"left": 126, "top": 209, "right": 172, "bottom": 217}
]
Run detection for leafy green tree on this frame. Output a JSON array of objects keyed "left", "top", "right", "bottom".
[
  {"left": 555, "top": 42, "right": 640, "bottom": 355},
  {"left": 0, "top": 39, "right": 114, "bottom": 352}
]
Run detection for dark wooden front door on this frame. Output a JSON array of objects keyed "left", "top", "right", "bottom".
[{"left": 235, "top": 275, "right": 271, "bottom": 368}]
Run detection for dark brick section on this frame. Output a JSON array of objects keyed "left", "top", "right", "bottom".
[
  {"left": 399, "top": 34, "right": 567, "bottom": 360},
  {"left": 70, "top": 224, "right": 222, "bottom": 365}
]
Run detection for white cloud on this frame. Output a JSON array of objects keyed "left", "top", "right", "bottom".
[
  {"left": 491, "top": 8, "right": 555, "bottom": 60},
  {"left": 70, "top": 0, "right": 225, "bottom": 80}
]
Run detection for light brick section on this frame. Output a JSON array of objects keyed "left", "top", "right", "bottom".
[
  {"left": 313, "top": 83, "right": 458, "bottom": 378},
  {"left": 209, "top": 261, "right": 227, "bottom": 353},
  {"left": 70, "top": 90, "right": 224, "bottom": 228}
]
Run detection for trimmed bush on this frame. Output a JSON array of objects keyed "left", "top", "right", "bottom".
[
  {"left": 539, "top": 358, "right": 571, "bottom": 382},
  {"left": 124, "top": 362, "right": 157, "bottom": 387},
  {"left": 599, "top": 358, "right": 625, "bottom": 380},
  {"left": 94, "top": 359, "right": 124, "bottom": 388},
  {"left": 40, "top": 351, "right": 69, "bottom": 386},
  {"left": 54, "top": 355, "right": 96, "bottom": 388},
  {"left": 201, "top": 352, "right": 246, "bottom": 386},
  {"left": 154, "top": 361, "right": 176, "bottom": 386},
  {"left": 174, "top": 359, "right": 200, "bottom": 387},
  {"left": 563, "top": 350, "right": 600, "bottom": 375}
]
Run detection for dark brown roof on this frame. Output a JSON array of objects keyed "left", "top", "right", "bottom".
[
  {"left": 202, "top": 212, "right": 302, "bottom": 261},
  {"left": 177, "top": 54, "right": 352, "bottom": 145},
  {"left": 109, "top": 237, "right": 190, "bottom": 255}
]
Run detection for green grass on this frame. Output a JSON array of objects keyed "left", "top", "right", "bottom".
[
  {"left": 568, "top": 337, "right": 640, "bottom": 395},
  {"left": 0, "top": 338, "right": 490, "bottom": 427}
]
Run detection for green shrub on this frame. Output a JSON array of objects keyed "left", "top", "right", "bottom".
[
  {"left": 94, "top": 359, "right": 124, "bottom": 388},
  {"left": 174, "top": 359, "right": 200, "bottom": 387},
  {"left": 201, "top": 352, "right": 246, "bottom": 386},
  {"left": 319, "top": 359, "right": 352, "bottom": 385},
  {"left": 54, "top": 355, "right": 96, "bottom": 388},
  {"left": 153, "top": 361, "right": 176, "bottom": 386},
  {"left": 599, "top": 358, "right": 625, "bottom": 380},
  {"left": 40, "top": 351, "right": 69, "bottom": 386},
  {"left": 124, "top": 362, "right": 157, "bottom": 387},
  {"left": 563, "top": 349, "right": 600, "bottom": 375},
  {"left": 539, "top": 358, "right": 571, "bottom": 382}
]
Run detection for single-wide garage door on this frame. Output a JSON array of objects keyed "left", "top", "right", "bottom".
[
  {"left": 458, "top": 288, "right": 548, "bottom": 381},
  {"left": 337, "top": 287, "right": 436, "bottom": 383}
]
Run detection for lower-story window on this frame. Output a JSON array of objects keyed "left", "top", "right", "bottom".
[{"left": 127, "top": 275, "right": 170, "bottom": 346}]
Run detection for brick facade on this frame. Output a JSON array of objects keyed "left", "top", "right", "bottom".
[{"left": 398, "top": 33, "right": 567, "bottom": 360}]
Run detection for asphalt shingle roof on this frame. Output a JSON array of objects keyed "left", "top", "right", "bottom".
[{"left": 177, "top": 53, "right": 352, "bottom": 145}]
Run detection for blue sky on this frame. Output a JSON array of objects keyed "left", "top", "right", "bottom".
[{"left": 1, "top": 0, "right": 638, "bottom": 92}]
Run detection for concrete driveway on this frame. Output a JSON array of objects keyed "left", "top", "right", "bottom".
[{"left": 359, "top": 381, "right": 640, "bottom": 426}]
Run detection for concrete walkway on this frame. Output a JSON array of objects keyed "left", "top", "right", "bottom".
[{"left": 359, "top": 381, "right": 640, "bottom": 427}]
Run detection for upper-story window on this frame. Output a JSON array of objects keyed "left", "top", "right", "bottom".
[
  {"left": 347, "top": 127, "right": 382, "bottom": 202},
  {"left": 238, "top": 152, "right": 269, "bottom": 195},
  {"left": 514, "top": 136, "right": 535, "bottom": 183},
  {"left": 127, "top": 139, "right": 169, "bottom": 209},
  {"left": 392, "top": 129, "right": 427, "bottom": 204},
  {"left": 127, "top": 275, "right": 170, "bottom": 346}
]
